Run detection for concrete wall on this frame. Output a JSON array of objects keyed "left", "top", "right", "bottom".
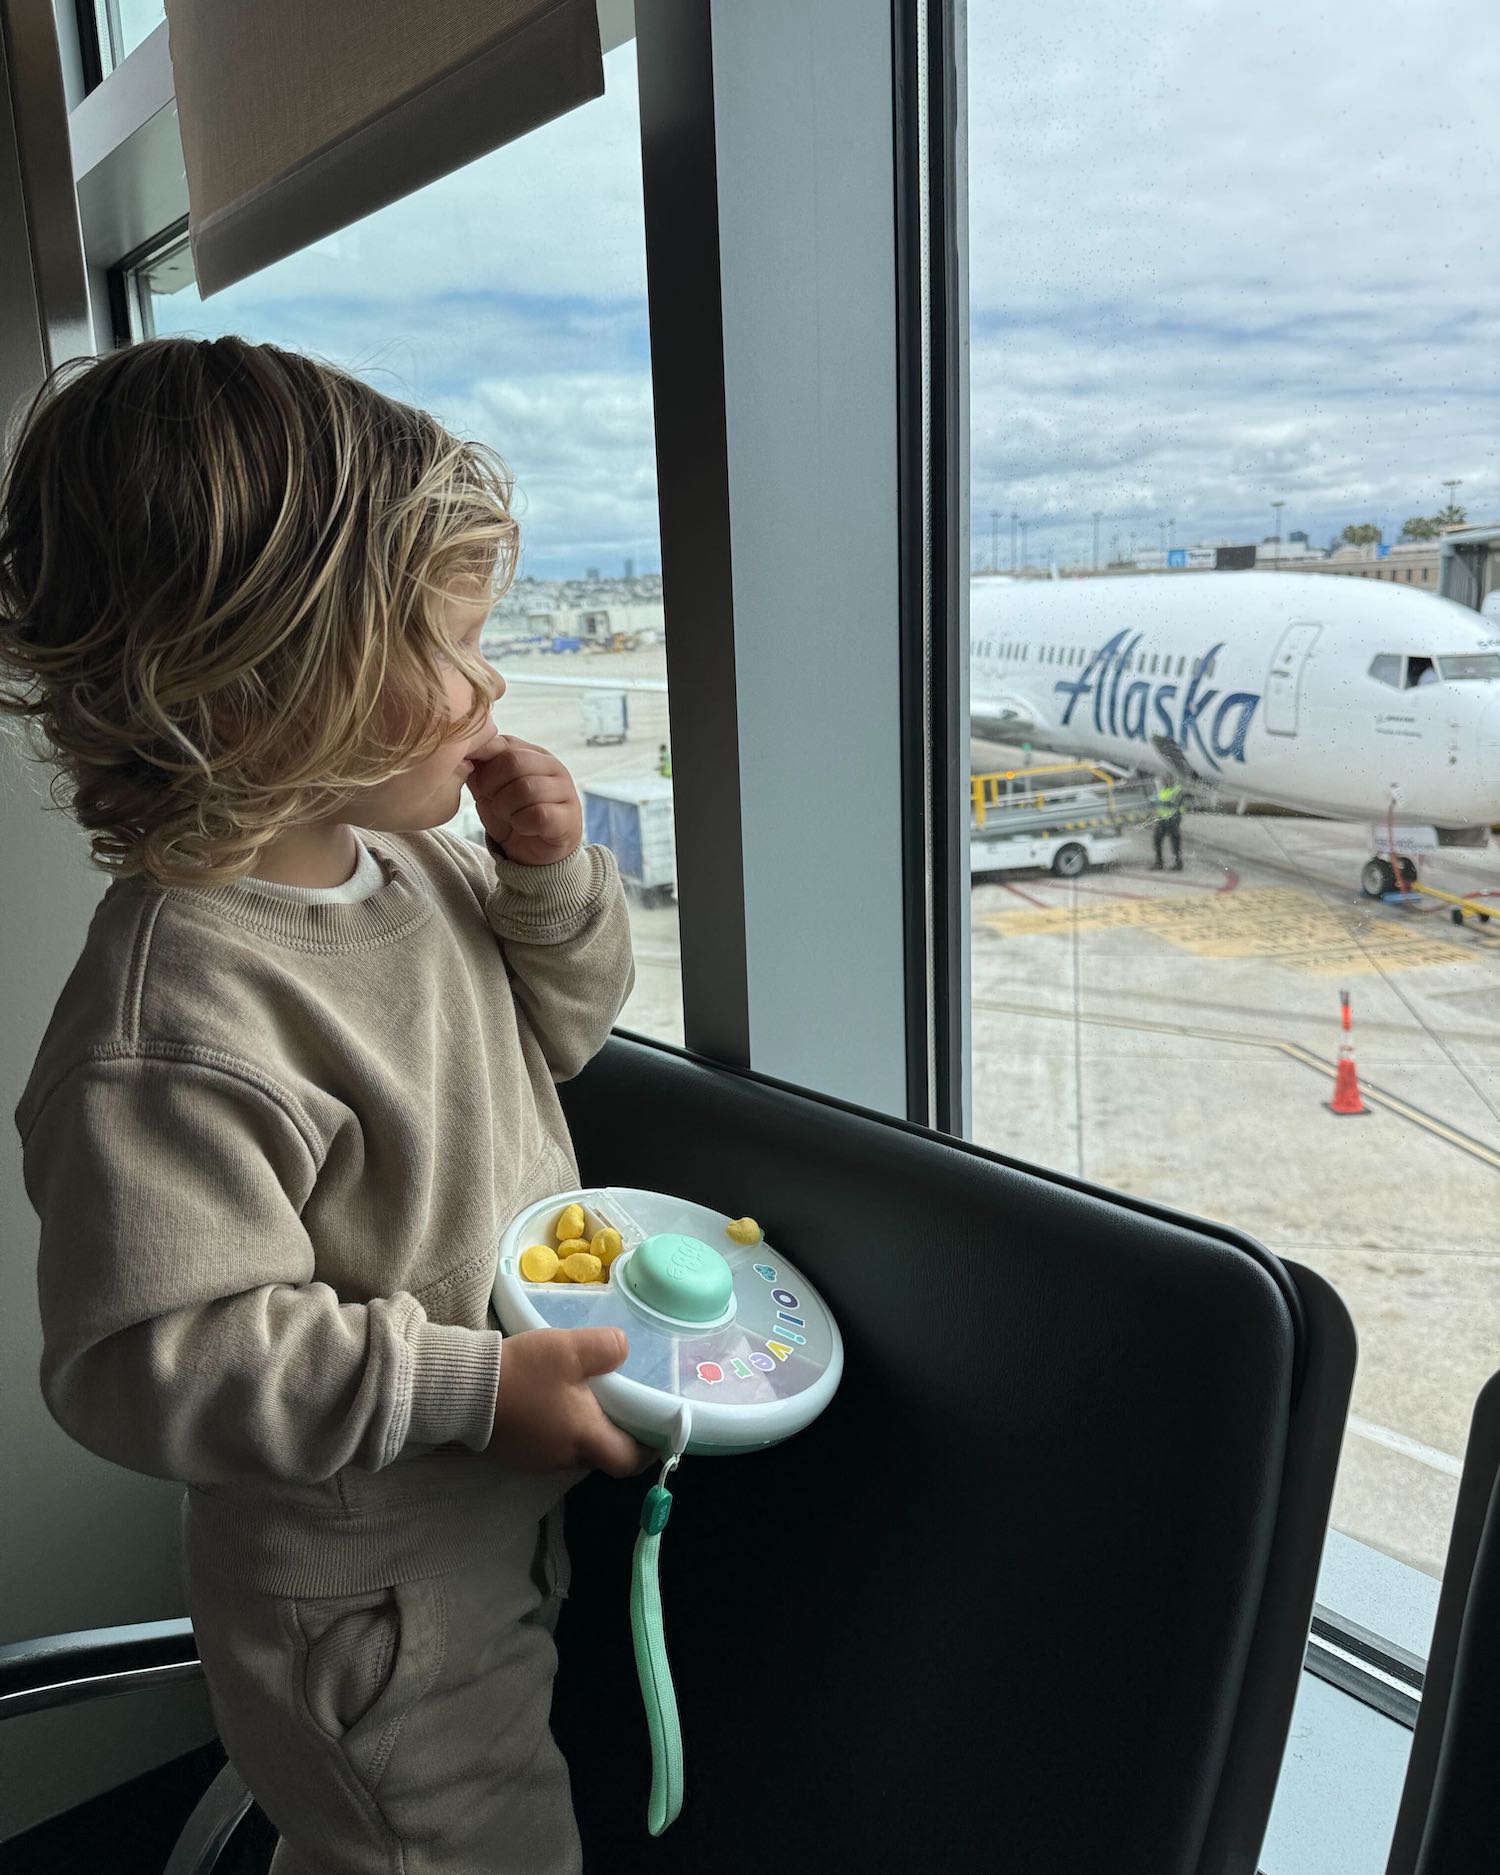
[{"left": 0, "top": 16, "right": 212, "bottom": 1842}]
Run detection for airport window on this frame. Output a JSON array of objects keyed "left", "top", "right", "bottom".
[
  {"left": 93, "top": 0, "right": 164, "bottom": 73},
  {"left": 129, "top": 40, "right": 682, "bottom": 1048},
  {"left": 965, "top": 0, "right": 1500, "bottom": 1643}
]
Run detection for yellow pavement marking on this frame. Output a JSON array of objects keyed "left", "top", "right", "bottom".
[
  {"left": 973, "top": 996, "right": 1500, "bottom": 1174},
  {"left": 977, "top": 884, "right": 1469, "bottom": 974}
]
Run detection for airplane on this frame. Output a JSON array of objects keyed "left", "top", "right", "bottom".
[{"left": 496, "top": 569, "right": 1500, "bottom": 896}]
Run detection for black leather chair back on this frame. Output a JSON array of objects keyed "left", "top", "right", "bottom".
[
  {"left": 553, "top": 1035, "right": 1354, "bottom": 1875},
  {"left": 1385, "top": 1369, "right": 1500, "bottom": 1875}
]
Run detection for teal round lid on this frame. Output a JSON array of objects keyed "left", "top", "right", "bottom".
[{"left": 624, "top": 1233, "right": 734, "bottom": 1324}]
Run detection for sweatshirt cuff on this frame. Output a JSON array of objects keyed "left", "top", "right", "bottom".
[
  {"left": 405, "top": 1322, "right": 503, "bottom": 1453},
  {"left": 484, "top": 843, "right": 616, "bottom": 942}
]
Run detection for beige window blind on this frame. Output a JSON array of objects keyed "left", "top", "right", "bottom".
[{"left": 164, "top": 0, "right": 604, "bottom": 296}]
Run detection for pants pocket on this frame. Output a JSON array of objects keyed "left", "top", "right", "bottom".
[
  {"left": 294, "top": 1580, "right": 444, "bottom": 1794},
  {"left": 527, "top": 1503, "right": 572, "bottom": 1636}
]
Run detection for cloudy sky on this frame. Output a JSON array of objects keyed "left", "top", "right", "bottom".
[{"left": 154, "top": 9, "right": 1500, "bottom": 579}]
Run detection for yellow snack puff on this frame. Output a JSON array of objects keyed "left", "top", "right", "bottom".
[
  {"left": 555, "top": 1204, "right": 586, "bottom": 1243},
  {"left": 519, "top": 1245, "right": 560, "bottom": 1283},
  {"left": 561, "top": 1251, "right": 603, "bottom": 1284},
  {"left": 592, "top": 1227, "right": 624, "bottom": 1268},
  {"left": 557, "top": 1238, "right": 591, "bottom": 1260},
  {"left": 726, "top": 1217, "right": 763, "bottom": 1245}
]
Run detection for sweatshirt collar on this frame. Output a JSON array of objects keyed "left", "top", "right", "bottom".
[{"left": 163, "top": 838, "right": 435, "bottom": 952}]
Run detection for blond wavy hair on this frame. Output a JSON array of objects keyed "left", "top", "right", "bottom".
[{"left": 0, "top": 336, "right": 515, "bottom": 886}]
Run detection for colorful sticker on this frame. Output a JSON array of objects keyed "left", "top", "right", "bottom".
[
  {"left": 749, "top": 1352, "right": 776, "bottom": 1372},
  {"left": 730, "top": 1357, "right": 752, "bottom": 1380},
  {"left": 765, "top": 1340, "right": 794, "bottom": 1362},
  {"left": 753, "top": 1264, "right": 777, "bottom": 1283},
  {"left": 696, "top": 1361, "right": 724, "bottom": 1385},
  {"left": 772, "top": 1289, "right": 799, "bottom": 1310}
]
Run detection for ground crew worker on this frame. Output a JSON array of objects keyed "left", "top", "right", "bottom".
[
  {"left": 657, "top": 743, "right": 672, "bottom": 778},
  {"left": 1152, "top": 778, "right": 1184, "bottom": 871}
]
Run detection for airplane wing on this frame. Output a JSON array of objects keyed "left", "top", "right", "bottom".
[{"left": 500, "top": 672, "right": 669, "bottom": 693}]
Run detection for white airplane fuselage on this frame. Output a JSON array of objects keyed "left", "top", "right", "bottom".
[{"left": 969, "top": 571, "right": 1500, "bottom": 828}]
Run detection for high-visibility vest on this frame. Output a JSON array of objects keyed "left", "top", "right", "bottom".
[{"left": 1155, "top": 783, "right": 1183, "bottom": 820}]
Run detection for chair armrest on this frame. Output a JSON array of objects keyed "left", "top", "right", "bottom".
[{"left": 0, "top": 1618, "right": 202, "bottom": 1720}]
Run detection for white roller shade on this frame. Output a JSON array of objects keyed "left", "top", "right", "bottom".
[{"left": 164, "top": 0, "right": 604, "bottom": 296}]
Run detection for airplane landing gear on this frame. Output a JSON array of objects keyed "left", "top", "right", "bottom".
[{"left": 1362, "top": 855, "right": 1419, "bottom": 898}]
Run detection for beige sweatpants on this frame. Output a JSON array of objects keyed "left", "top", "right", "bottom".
[{"left": 184, "top": 1514, "right": 581, "bottom": 1875}]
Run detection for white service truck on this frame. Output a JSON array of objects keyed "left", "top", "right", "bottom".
[
  {"left": 582, "top": 776, "right": 677, "bottom": 906},
  {"left": 968, "top": 762, "right": 1141, "bottom": 880}
]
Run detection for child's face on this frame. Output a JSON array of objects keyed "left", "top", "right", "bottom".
[{"left": 353, "top": 584, "right": 505, "bottom": 833}]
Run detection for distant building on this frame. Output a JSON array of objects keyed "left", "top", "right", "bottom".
[
  {"left": 487, "top": 572, "right": 666, "bottom": 649},
  {"left": 1293, "top": 540, "right": 1441, "bottom": 591}
]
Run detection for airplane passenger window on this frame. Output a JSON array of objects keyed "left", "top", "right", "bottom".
[
  {"left": 966, "top": 0, "right": 1500, "bottom": 1597},
  {"left": 132, "top": 41, "right": 684, "bottom": 1048}
]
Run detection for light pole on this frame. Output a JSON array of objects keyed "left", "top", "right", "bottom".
[
  {"left": 1271, "top": 499, "right": 1285, "bottom": 566},
  {"left": 1010, "top": 512, "right": 1018, "bottom": 572},
  {"left": 1019, "top": 520, "right": 1029, "bottom": 570},
  {"left": 1092, "top": 510, "right": 1102, "bottom": 571},
  {"left": 1158, "top": 521, "right": 1166, "bottom": 557},
  {"left": 1441, "top": 479, "right": 1462, "bottom": 519},
  {"left": 989, "top": 510, "right": 999, "bottom": 573},
  {"left": 1167, "top": 518, "right": 1176, "bottom": 554}
]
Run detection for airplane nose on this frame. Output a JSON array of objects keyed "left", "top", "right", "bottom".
[{"left": 1481, "top": 698, "right": 1500, "bottom": 817}]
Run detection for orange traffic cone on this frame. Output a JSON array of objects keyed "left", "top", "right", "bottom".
[{"left": 1326, "top": 1046, "right": 1369, "bottom": 1116}]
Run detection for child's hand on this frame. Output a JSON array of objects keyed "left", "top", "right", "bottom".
[
  {"left": 466, "top": 729, "right": 583, "bottom": 867},
  {"left": 487, "top": 1327, "right": 652, "bottom": 1478}
]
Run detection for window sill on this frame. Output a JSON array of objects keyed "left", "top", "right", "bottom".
[{"left": 1259, "top": 1532, "right": 1441, "bottom": 1875}]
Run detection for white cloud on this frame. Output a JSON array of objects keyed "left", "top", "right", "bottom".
[
  {"left": 148, "top": 15, "right": 1500, "bottom": 576},
  {"left": 152, "top": 43, "right": 659, "bottom": 577},
  {"left": 967, "top": 0, "right": 1500, "bottom": 562}
]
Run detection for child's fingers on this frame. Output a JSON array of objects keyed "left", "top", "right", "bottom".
[
  {"left": 466, "top": 750, "right": 569, "bottom": 804},
  {"left": 481, "top": 778, "right": 575, "bottom": 825},
  {"left": 506, "top": 803, "right": 575, "bottom": 839},
  {"left": 583, "top": 1412, "right": 656, "bottom": 1480},
  {"left": 466, "top": 720, "right": 507, "bottom": 763},
  {"left": 561, "top": 1326, "right": 629, "bottom": 1378}
]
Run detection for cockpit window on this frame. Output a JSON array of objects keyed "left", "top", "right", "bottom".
[
  {"left": 1369, "top": 654, "right": 1403, "bottom": 687},
  {"left": 1438, "top": 653, "right": 1500, "bottom": 681},
  {"left": 1370, "top": 653, "right": 1445, "bottom": 688}
]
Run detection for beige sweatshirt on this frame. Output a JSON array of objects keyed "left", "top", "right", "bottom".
[{"left": 15, "top": 830, "right": 633, "bottom": 1596}]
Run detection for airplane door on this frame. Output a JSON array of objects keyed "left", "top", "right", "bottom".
[{"left": 1264, "top": 622, "right": 1321, "bottom": 736}]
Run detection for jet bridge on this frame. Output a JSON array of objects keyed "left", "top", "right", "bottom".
[{"left": 1439, "top": 523, "right": 1500, "bottom": 617}]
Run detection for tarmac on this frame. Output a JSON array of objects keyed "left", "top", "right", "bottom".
[{"left": 481, "top": 646, "right": 1500, "bottom": 1577}]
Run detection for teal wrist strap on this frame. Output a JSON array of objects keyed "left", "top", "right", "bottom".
[{"left": 631, "top": 1455, "right": 684, "bottom": 1836}]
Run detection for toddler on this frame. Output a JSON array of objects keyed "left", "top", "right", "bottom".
[{"left": 1, "top": 336, "right": 646, "bottom": 1873}]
